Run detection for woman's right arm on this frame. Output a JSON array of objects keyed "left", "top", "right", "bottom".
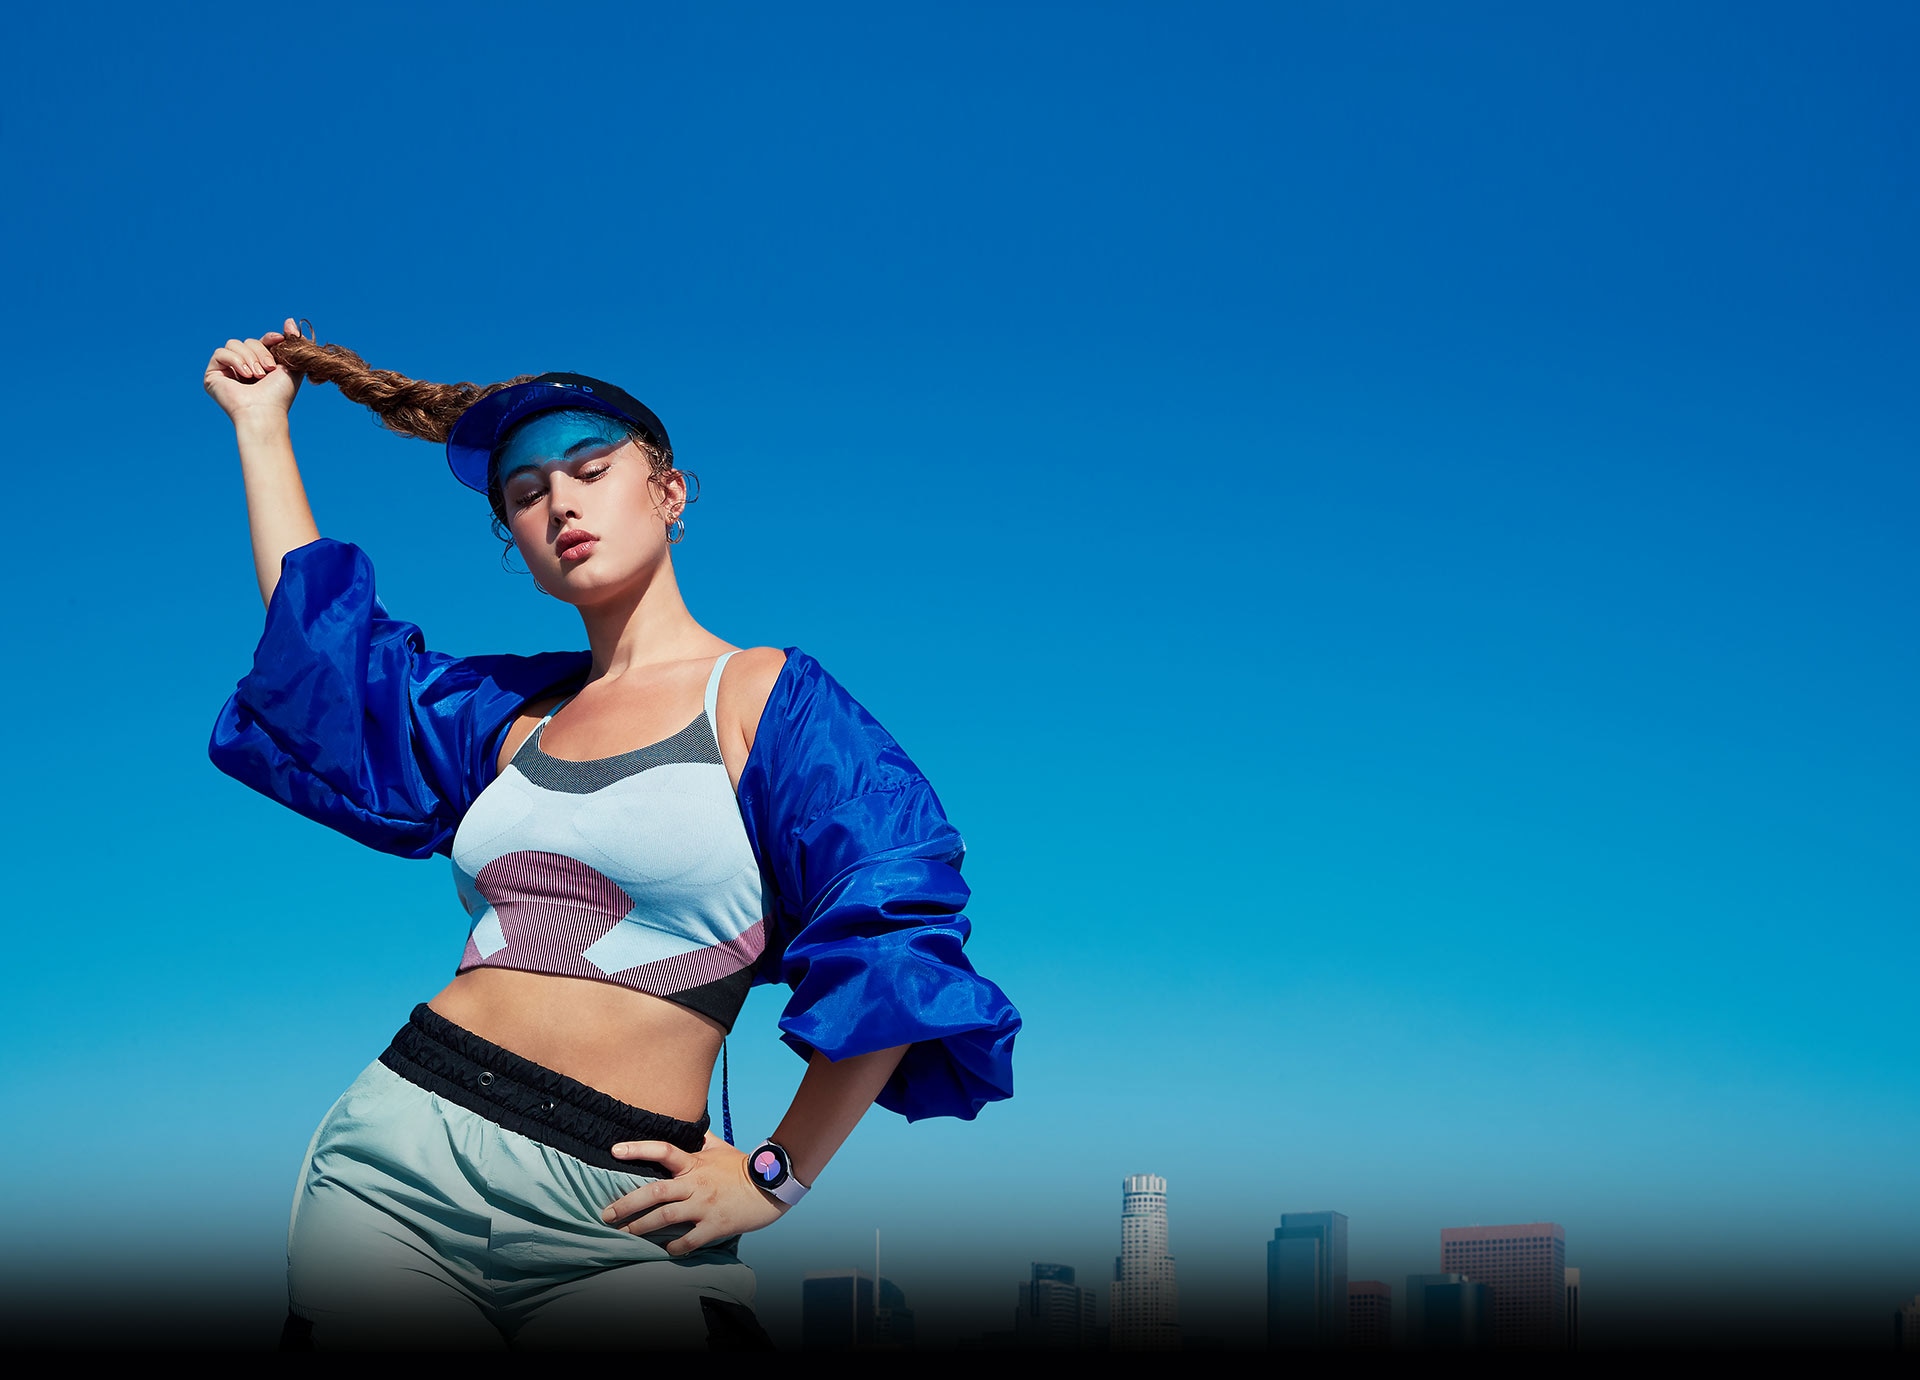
[{"left": 203, "top": 317, "right": 320, "bottom": 609}]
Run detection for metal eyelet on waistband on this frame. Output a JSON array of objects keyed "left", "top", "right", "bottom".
[{"left": 478, "top": 1071, "right": 494, "bottom": 1087}]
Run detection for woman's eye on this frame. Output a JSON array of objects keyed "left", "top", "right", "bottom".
[{"left": 510, "top": 464, "right": 606, "bottom": 509}]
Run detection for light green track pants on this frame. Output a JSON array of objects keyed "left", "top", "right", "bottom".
[{"left": 286, "top": 1059, "right": 759, "bottom": 1350}]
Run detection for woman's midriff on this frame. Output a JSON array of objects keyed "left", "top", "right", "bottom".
[{"left": 427, "top": 968, "right": 723, "bottom": 1122}]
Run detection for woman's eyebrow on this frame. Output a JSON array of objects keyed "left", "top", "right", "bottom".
[{"left": 504, "top": 437, "right": 620, "bottom": 483}]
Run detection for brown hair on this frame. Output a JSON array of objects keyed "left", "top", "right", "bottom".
[{"left": 265, "top": 335, "right": 693, "bottom": 547}]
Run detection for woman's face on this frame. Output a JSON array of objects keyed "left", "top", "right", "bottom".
[{"left": 494, "top": 409, "right": 683, "bottom": 605}]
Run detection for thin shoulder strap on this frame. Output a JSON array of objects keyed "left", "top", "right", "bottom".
[
  {"left": 703, "top": 650, "right": 739, "bottom": 746},
  {"left": 512, "top": 690, "right": 579, "bottom": 763}
]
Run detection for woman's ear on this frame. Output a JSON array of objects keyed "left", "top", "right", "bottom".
[{"left": 652, "top": 467, "right": 689, "bottom": 519}]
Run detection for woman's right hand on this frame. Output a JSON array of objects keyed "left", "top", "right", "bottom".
[{"left": 204, "top": 318, "right": 305, "bottom": 424}]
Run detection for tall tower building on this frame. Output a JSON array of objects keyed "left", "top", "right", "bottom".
[
  {"left": 1015, "top": 1262, "right": 1098, "bottom": 1348},
  {"left": 1110, "top": 1174, "right": 1179, "bottom": 1350},
  {"left": 1348, "top": 1281, "right": 1392, "bottom": 1348},
  {"left": 1266, "top": 1211, "right": 1349, "bottom": 1347},
  {"left": 1440, "top": 1223, "right": 1567, "bottom": 1348},
  {"left": 1564, "top": 1267, "right": 1580, "bottom": 1350}
]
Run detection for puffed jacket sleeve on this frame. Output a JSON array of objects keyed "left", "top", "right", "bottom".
[
  {"left": 206, "top": 537, "right": 592, "bottom": 860},
  {"left": 736, "top": 649, "right": 1021, "bottom": 1122}
]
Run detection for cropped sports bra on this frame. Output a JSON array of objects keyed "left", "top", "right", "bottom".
[{"left": 448, "top": 650, "right": 767, "bottom": 1033}]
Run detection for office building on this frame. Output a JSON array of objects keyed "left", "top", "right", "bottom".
[
  {"left": 1440, "top": 1222, "right": 1567, "bottom": 1348},
  {"left": 1405, "top": 1273, "right": 1493, "bottom": 1348},
  {"left": 1348, "top": 1280, "right": 1392, "bottom": 1348},
  {"left": 802, "top": 1270, "right": 914, "bottom": 1349},
  {"left": 1565, "top": 1267, "right": 1580, "bottom": 1349},
  {"left": 1267, "top": 1211, "right": 1349, "bottom": 1347},
  {"left": 1111, "top": 1174, "right": 1180, "bottom": 1349},
  {"left": 1897, "top": 1295, "right": 1920, "bottom": 1352},
  {"left": 1015, "top": 1262, "right": 1098, "bottom": 1348},
  {"left": 876, "top": 1277, "right": 914, "bottom": 1347}
]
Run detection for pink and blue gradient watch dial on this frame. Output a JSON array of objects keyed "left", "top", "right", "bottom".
[{"left": 747, "top": 1140, "right": 809, "bottom": 1206}]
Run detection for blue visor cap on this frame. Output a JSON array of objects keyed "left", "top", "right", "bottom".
[{"left": 446, "top": 373, "right": 673, "bottom": 495}]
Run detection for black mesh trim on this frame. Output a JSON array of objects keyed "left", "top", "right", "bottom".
[
  {"left": 513, "top": 710, "right": 722, "bottom": 794},
  {"left": 666, "top": 965, "right": 755, "bottom": 1033},
  {"left": 377, "top": 1004, "right": 708, "bottom": 1174}
]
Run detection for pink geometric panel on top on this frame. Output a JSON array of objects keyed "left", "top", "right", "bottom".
[
  {"left": 600, "top": 919, "right": 768, "bottom": 996},
  {"left": 460, "top": 849, "right": 635, "bottom": 982}
]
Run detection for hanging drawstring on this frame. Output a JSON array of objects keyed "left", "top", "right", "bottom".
[{"left": 720, "top": 1037, "right": 734, "bottom": 1147}]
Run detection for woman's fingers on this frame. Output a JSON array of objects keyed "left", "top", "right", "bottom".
[
  {"left": 664, "top": 1221, "right": 722, "bottom": 1256},
  {"left": 283, "top": 316, "right": 301, "bottom": 338},
  {"left": 611, "top": 1139, "right": 694, "bottom": 1175},
  {"left": 602, "top": 1174, "right": 693, "bottom": 1226},
  {"left": 222, "top": 340, "right": 256, "bottom": 378},
  {"left": 619, "top": 1199, "right": 692, "bottom": 1238}
]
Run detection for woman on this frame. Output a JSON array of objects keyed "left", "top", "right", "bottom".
[{"left": 202, "top": 320, "right": 1020, "bottom": 1350}]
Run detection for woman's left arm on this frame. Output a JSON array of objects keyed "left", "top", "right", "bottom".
[
  {"left": 600, "top": 646, "right": 1020, "bottom": 1252},
  {"left": 602, "top": 1042, "right": 909, "bottom": 1253}
]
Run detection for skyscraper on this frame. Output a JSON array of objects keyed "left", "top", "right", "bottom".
[
  {"left": 1110, "top": 1174, "right": 1179, "bottom": 1349},
  {"left": 1896, "top": 1295, "right": 1920, "bottom": 1353},
  {"left": 803, "top": 1270, "right": 874, "bottom": 1349},
  {"left": 802, "top": 1270, "right": 914, "bottom": 1349},
  {"left": 1266, "top": 1211, "right": 1349, "bottom": 1347},
  {"left": 1405, "top": 1273, "right": 1493, "bottom": 1348},
  {"left": 1440, "top": 1223, "right": 1567, "bottom": 1348},
  {"left": 876, "top": 1277, "right": 915, "bottom": 1348},
  {"left": 1348, "top": 1280, "right": 1392, "bottom": 1348},
  {"left": 1565, "top": 1267, "right": 1580, "bottom": 1350},
  {"left": 1015, "top": 1262, "right": 1099, "bottom": 1348}
]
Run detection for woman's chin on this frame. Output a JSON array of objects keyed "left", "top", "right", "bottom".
[{"left": 552, "top": 564, "right": 650, "bottom": 606}]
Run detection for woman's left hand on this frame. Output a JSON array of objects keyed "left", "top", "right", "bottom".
[{"left": 603, "top": 1131, "right": 789, "bottom": 1254}]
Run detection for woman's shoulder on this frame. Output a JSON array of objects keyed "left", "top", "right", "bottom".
[{"left": 721, "top": 645, "right": 792, "bottom": 758}]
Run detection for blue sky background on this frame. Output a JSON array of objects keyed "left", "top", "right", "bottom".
[{"left": 1, "top": 0, "right": 1914, "bottom": 1348}]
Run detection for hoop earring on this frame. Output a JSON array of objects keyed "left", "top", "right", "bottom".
[
  {"left": 666, "top": 517, "right": 686, "bottom": 546},
  {"left": 531, "top": 575, "right": 559, "bottom": 599}
]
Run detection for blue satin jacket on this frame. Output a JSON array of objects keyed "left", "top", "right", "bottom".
[{"left": 206, "top": 538, "right": 1019, "bottom": 1122}]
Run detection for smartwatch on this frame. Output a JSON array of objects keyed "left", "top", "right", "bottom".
[{"left": 746, "top": 1139, "right": 811, "bottom": 1206}]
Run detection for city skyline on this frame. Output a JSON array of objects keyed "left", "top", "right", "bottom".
[{"left": 789, "top": 1189, "right": 1913, "bottom": 1351}]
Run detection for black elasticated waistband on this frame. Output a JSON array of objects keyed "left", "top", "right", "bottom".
[{"left": 378, "top": 1003, "right": 709, "bottom": 1175}]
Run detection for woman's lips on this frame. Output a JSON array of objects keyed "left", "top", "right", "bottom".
[{"left": 556, "top": 528, "right": 599, "bottom": 561}]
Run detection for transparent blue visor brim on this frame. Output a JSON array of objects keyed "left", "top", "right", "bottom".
[{"left": 445, "top": 384, "right": 645, "bottom": 495}]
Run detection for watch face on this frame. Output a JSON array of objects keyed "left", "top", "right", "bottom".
[{"left": 750, "top": 1143, "right": 792, "bottom": 1191}]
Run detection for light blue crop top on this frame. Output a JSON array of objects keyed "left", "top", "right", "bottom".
[{"left": 448, "top": 650, "right": 766, "bottom": 1031}]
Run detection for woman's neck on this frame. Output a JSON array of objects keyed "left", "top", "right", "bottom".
[{"left": 574, "top": 557, "right": 713, "bottom": 681}]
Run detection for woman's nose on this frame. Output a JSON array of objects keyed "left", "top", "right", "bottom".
[{"left": 545, "top": 473, "right": 584, "bottom": 519}]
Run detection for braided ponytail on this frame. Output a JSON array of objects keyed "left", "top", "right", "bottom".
[{"left": 266, "top": 335, "right": 535, "bottom": 444}]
